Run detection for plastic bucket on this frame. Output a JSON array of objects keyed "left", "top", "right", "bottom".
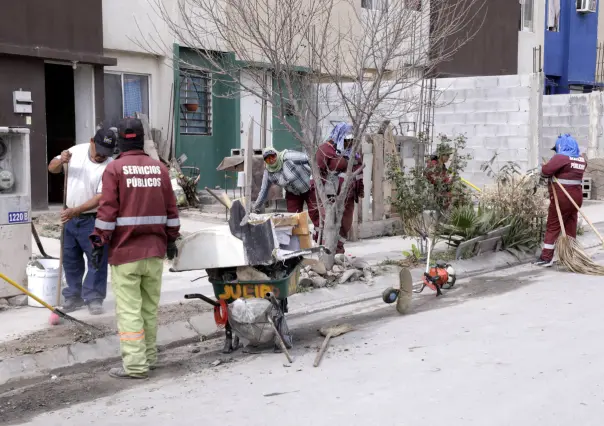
[{"left": 26, "top": 259, "right": 64, "bottom": 308}]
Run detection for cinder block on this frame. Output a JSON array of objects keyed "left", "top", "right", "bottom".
[
  {"left": 543, "top": 94, "right": 570, "bottom": 106},
  {"left": 485, "top": 113, "right": 508, "bottom": 125},
  {"left": 507, "top": 137, "right": 530, "bottom": 150},
  {"left": 495, "top": 125, "right": 530, "bottom": 137},
  {"left": 437, "top": 77, "right": 474, "bottom": 90},
  {"left": 570, "top": 115, "right": 589, "bottom": 127},
  {"left": 519, "top": 74, "right": 532, "bottom": 87},
  {"left": 453, "top": 101, "right": 477, "bottom": 114},
  {"left": 497, "top": 75, "right": 522, "bottom": 88},
  {"left": 474, "top": 76, "right": 500, "bottom": 89},
  {"left": 507, "top": 86, "right": 531, "bottom": 99},
  {"left": 518, "top": 98, "right": 530, "bottom": 112},
  {"left": 507, "top": 112, "right": 530, "bottom": 125},
  {"left": 474, "top": 100, "right": 499, "bottom": 112},
  {"left": 475, "top": 125, "right": 498, "bottom": 137},
  {"left": 444, "top": 114, "right": 467, "bottom": 125},
  {"left": 465, "top": 112, "right": 488, "bottom": 125},
  {"left": 496, "top": 100, "right": 521, "bottom": 112}
]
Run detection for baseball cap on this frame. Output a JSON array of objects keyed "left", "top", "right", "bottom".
[
  {"left": 93, "top": 128, "right": 117, "bottom": 157},
  {"left": 117, "top": 118, "right": 145, "bottom": 143}
]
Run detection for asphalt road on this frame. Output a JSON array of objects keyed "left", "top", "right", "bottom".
[{"left": 7, "top": 252, "right": 604, "bottom": 426}]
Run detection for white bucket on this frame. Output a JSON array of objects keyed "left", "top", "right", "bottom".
[{"left": 26, "top": 259, "right": 64, "bottom": 308}]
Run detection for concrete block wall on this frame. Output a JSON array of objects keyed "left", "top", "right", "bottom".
[
  {"left": 433, "top": 75, "right": 533, "bottom": 187},
  {"left": 542, "top": 94, "right": 590, "bottom": 161}
]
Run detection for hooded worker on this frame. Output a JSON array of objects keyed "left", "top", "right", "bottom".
[
  {"left": 314, "top": 122, "right": 364, "bottom": 254},
  {"left": 253, "top": 147, "right": 319, "bottom": 225},
  {"left": 535, "top": 134, "right": 586, "bottom": 266}
]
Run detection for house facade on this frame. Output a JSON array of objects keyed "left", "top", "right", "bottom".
[{"left": 0, "top": 0, "right": 116, "bottom": 210}]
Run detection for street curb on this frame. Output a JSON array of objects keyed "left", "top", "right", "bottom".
[{"left": 2, "top": 230, "right": 602, "bottom": 388}]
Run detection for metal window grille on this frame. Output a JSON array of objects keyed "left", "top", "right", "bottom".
[{"left": 179, "top": 69, "right": 212, "bottom": 135}]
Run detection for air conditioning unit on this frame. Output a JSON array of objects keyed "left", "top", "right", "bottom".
[{"left": 577, "top": 0, "right": 597, "bottom": 13}]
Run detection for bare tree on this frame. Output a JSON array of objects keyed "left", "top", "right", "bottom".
[{"left": 141, "top": 0, "right": 484, "bottom": 268}]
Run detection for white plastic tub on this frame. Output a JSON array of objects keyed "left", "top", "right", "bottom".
[{"left": 26, "top": 259, "right": 64, "bottom": 308}]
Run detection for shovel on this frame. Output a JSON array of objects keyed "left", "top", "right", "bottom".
[{"left": 313, "top": 323, "right": 354, "bottom": 367}]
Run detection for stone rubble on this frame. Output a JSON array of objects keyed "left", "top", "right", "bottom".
[{"left": 299, "top": 255, "right": 376, "bottom": 290}]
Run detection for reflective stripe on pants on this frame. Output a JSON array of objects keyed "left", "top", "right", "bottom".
[{"left": 111, "top": 257, "right": 164, "bottom": 376}]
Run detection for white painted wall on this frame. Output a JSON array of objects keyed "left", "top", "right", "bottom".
[
  {"left": 103, "top": 50, "right": 172, "bottom": 137},
  {"left": 103, "top": 0, "right": 177, "bottom": 55},
  {"left": 73, "top": 64, "right": 96, "bottom": 144},
  {"left": 240, "top": 70, "right": 273, "bottom": 149},
  {"left": 518, "top": 0, "right": 546, "bottom": 74}
]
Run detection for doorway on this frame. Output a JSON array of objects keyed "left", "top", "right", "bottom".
[{"left": 45, "top": 63, "right": 76, "bottom": 204}]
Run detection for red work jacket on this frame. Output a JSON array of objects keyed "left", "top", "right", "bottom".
[
  {"left": 91, "top": 150, "right": 180, "bottom": 266},
  {"left": 315, "top": 141, "right": 364, "bottom": 199},
  {"left": 541, "top": 154, "right": 586, "bottom": 195}
]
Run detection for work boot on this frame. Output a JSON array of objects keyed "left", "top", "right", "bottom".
[
  {"left": 533, "top": 257, "right": 554, "bottom": 267},
  {"left": 87, "top": 300, "right": 104, "bottom": 315},
  {"left": 108, "top": 368, "right": 148, "bottom": 380},
  {"left": 62, "top": 298, "right": 85, "bottom": 313}
]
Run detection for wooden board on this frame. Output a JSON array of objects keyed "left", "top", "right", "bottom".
[{"left": 372, "top": 134, "right": 385, "bottom": 221}]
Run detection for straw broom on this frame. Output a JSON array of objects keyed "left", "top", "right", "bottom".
[{"left": 551, "top": 186, "right": 604, "bottom": 275}]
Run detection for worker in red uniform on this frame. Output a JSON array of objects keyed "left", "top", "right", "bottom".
[
  {"left": 314, "top": 122, "right": 364, "bottom": 254},
  {"left": 535, "top": 134, "right": 586, "bottom": 266},
  {"left": 90, "top": 118, "right": 180, "bottom": 379},
  {"left": 425, "top": 144, "right": 453, "bottom": 209}
]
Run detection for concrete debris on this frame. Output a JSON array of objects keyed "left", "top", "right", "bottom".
[
  {"left": 311, "top": 277, "right": 327, "bottom": 288},
  {"left": 351, "top": 258, "right": 370, "bottom": 270},
  {"left": 334, "top": 254, "right": 349, "bottom": 266},
  {"left": 0, "top": 299, "right": 9, "bottom": 307},
  {"left": 310, "top": 261, "right": 327, "bottom": 276},
  {"left": 332, "top": 265, "right": 344, "bottom": 274},
  {"left": 8, "top": 295, "right": 27, "bottom": 307},
  {"left": 236, "top": 266, "right": 270, "bottom": 281},
  {"left": 299, "top": 277, "right": 313, "bottom": 289},
  {"left": 338, "top": 270, "right": 356, "bottom": 284},
  {"left": 211, "top": 360, "right": 222, "bottom": 367}
]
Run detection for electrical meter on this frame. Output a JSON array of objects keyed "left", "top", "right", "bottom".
[{"left": 0, "top": 169, "right": 14, "bottom": 191}]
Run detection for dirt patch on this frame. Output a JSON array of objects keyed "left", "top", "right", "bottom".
[
  {"left": 0, "top": 319, "right": 115, "bottom": 359},
  {"left": 33, "top": 213, "right": 62, "bottom": 239},
  {"left": 0, "top": 302, "right": 213, "bottom": 359}
]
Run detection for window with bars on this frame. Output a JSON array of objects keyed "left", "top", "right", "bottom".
[
  {"left": 362, "top": 0, "right": 389, "bottom": 11},
  {"left": 179, "top": 69, "right": 212, "bottom": 135},
  {"left": 520, "top": 0, "right": 534, "bottom": 32}
]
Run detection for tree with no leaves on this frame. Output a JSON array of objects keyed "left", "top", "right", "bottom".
[{"left": 144, "top": 0, "right": 484, "bottom": 268}]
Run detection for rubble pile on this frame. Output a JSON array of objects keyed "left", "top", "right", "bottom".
[{"left": 299, "top": 254, "right": 378, "bottom": 290}]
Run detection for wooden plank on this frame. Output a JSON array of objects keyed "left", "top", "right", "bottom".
[
  {"left": 243, "top": 120, "right": 254, "bottom": 210},
  {"left": 372, "top": 134, "right": 385, "bottom": 221},
  {"left": 383, "top": 125, "right": 397, "bottom": 218}
]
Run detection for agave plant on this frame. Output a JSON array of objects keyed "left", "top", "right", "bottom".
[{"left": 439, "top": 204, "right": 507, "bottom": 247}]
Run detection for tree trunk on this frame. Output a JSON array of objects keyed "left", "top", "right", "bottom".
[{"left": 320, "top": 203, "right": 339, "bottom": 270}]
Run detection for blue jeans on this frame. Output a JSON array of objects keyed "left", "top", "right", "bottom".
[{"left": 62, "top": 215, "right": 108, "bottom": 303}]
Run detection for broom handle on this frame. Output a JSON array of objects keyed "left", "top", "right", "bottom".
[
  {"left": 56, "top": 164, "right": 68, "bottom": 306},
  {"left": 554, "top": 178, "right": 604, "bottom": 244},
  {"left": 551, "top": 184, "right": 566, "bottom": 237},
  {"left": 314, "top": 332, "right": 333, "bottom": 367}
]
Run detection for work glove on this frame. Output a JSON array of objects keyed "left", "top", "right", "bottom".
[
  {"left": 91, "top": 245, "right": 104, "bottom": 270},
  {"left": 167, "top": 241, "right": 178, "bottom": 260}
]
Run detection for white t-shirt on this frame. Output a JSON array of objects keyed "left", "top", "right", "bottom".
[{"left": 54, "top": 144, "right": 112, "bottom": 212}]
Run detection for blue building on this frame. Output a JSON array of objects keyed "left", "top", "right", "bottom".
[{"left": 544, "top": 0, "right": 599, "bottom": 94}]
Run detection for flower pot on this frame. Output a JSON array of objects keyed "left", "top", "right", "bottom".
[{"left": 184, "top": 103, "right": 199, "bottom": 112}]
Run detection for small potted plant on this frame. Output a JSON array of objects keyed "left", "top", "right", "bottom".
[{"left": 183, "top": 99, "right": 199, "bottom": 112}]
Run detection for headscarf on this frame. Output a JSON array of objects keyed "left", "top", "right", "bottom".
[
  {"left": 263, "top": 147, "right": 287, "bottom": 173},
  {"left": 329, "top": 122, "right": 353, "bottom": 156},
  {"left": 554, "top": 134, "right": 580, "bottom": 158}
]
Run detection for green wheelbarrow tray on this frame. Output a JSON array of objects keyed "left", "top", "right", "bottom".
[{"left": 209, "top": 264, "right": 301, "bottom": 303}]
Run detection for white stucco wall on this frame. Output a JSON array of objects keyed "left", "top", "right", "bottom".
[
  {"left": 240, "top": 70, "right": 273, "bottom": 149},
  {"left": 103, "top": 50, "right": 172, "bottom": 137},
  {"left": 74, "top": 64, "right": 96, "bottom": 143},
  {"left": 518, "top": 0, "right": 546, "bottom": 74}
]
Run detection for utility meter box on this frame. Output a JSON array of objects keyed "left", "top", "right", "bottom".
[{"left": 0, "top": 127, "right": 31, "bottom": 298}]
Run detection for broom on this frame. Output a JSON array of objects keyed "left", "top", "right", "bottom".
[{"left": 551, "top": 186, "right": 604, "bottom": 275}]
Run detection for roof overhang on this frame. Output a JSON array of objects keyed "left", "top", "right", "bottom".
[{"left": 0, "top": 43, "right": 117, "bottom": 66}]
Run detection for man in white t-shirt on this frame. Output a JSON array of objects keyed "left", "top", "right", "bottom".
[{"left": 47, "top": 128, "right": 117, "bottom": 315}]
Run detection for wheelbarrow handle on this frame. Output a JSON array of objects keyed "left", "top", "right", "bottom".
[{"left": 184, "top": 293, "right": 221, "bottom": 307}]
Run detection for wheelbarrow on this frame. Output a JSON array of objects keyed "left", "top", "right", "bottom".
[{"left": 184, "top": 256, "right": 302, "bottom": 353}]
